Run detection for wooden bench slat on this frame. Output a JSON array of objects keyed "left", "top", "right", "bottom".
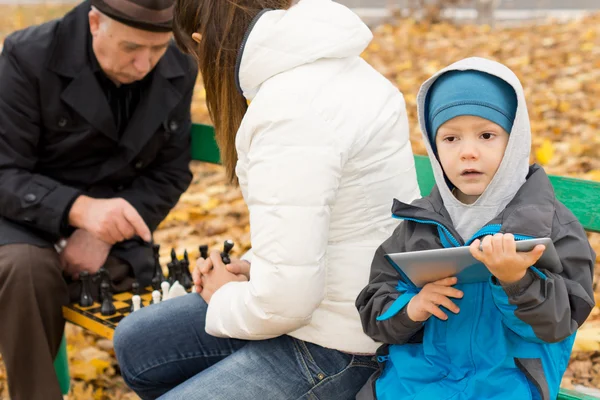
[
  {"left": 415, "top": 155, "right": 600, "bottom": 234},
  {"left": 189, "top": 123, "right": 599, "bottom": 233}
]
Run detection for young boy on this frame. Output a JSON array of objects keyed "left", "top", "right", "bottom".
[{"left": 355, "top": 57, "right": 596, "bottom": 400}]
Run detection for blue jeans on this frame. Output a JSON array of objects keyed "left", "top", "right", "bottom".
[{"left": 113, "top": 293, "right": 378, "bottom": 400}]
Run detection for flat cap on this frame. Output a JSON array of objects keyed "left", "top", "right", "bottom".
[{"left": 91, "top": 0, "right": 175, "bottom": 32}]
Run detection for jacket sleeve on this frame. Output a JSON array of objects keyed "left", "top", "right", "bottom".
[
  {"left": 490, "top": 215, "right": 596, "bottom": 344},
  {"left": 118, "top": 83, "right": 195, "bottom": 232},
  {"left": 355, "top": 222, "right": 424, "bottom": 345},
  {"left": 0, "top": 39, "right": 81, "bottom": 237},
  {"left": 204, "top": 114, "right": 342, "bottom": 340}
]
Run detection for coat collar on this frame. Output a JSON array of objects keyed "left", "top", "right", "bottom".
[
  {"left": 391, "top": 164, "right": 556, "bottom": 243},
  {"left": 45, "top": 0, "right": 185, "bottom": 153}
]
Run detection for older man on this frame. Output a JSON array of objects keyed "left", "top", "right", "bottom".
[{"left": 0, "top": 0, "right": 197, "bottom": 398}]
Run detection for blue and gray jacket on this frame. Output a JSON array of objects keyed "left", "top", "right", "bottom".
[{"left": 355, "top": 164, "right": 595, "bottom": 400}]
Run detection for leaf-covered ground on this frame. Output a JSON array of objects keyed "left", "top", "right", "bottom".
[{"left": 0, "top": 4, "right": 599, "bottom": 399}]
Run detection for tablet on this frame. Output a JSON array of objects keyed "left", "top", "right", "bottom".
[{"left": 385, "top": 237, "right": 560, "bottom": 288}]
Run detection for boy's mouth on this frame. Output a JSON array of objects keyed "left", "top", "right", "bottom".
[{"left": 460, "top": 169, "right": 483, "bottom": 176}]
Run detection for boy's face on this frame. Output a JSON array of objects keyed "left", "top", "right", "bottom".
[{"left": 435, "top": 115, "right": 510, "bottom": 204}]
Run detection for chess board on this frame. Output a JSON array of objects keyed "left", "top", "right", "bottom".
[{"left": 62, "top": 286, "right": 155, "bottom": 340}]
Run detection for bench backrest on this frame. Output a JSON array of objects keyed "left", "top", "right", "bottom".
[{"left": 190, "top": 123, "right": 600, "bottom": 233}]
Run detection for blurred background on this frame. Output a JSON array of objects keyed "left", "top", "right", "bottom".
[{"left": 0, "top": 1, "right": 599, "bottom": 399}]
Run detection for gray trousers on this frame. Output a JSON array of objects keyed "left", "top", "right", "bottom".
[{"left": 0, "top": 244, "right": 132, "bottom": 400}]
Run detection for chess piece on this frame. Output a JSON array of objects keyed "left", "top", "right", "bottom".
[
  {"left": 167, "top": 248, "right": 178, "bottom": 285},
  {"left": 168, "top": 281, "right": 188, "bottom": 299},
  {"left": 98, "top": 267, "right": 110, "bottom": 286},
  {"left": 152, "top": 243, "right": 165, "bottom": 290},
  {"left": 161, "top": 281, "right": 171, "bottom": 301},
  {"left": 131, "top": 295, "right": 142, "bottom": 312},
  {"left": 221, "top": 240, "right": 234, "bottom": 265},
  {"left": 131, "top": 281, "right": 144, "bottom": 308},
  {"left": 151, "top": 290, "right": 161, "bottom": 304},
  {"left": 100, "top": 282, "right": 116, "bottom": 316},
  {"left": 179, "top": 250, "right": 193, "bottom": 290},
  {"left": 199, "top": 245, "right": 209, "bottom": 259},
  {"left": 98, "top": 267, "right": 111, "bottom": 302},
  {"left": 79, "top": 271, "right": 94, "bottom": 307}
]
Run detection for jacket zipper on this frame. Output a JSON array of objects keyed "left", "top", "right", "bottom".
[
  {"left": 395, "top": 217, "right": 539, "bottom": 377},
  {"left": 466, "top": 224, "right": 535, "bottom": 245},
  {"left": 234, "top": 9, "right": 273, "bottom": 95}
]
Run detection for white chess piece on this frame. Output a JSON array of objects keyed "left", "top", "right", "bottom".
[
  {"left": 161, "top": 281, "right": 171, "bottom": 301},
  {"left": 168, "top": 281, "right": 187, "bottom": 299},
  {"left": 152, "top": 290, "right": 161, "bottom": 304},
  {"left": 132, "top": 295, "right": 142, "bottom": 311}
]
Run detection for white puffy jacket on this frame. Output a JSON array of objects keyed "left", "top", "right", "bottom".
[{"left": 205, "top": 0, "right": 420, "bottom": 354}]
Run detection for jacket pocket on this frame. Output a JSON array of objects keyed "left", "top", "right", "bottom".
[{"left": 515, "top": 357, "right": 549, "bottom": 400}]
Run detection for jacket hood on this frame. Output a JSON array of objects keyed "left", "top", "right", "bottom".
[
  {"left": 416, "top": 57, "right": 532, "bottom": 240},
  {"left": 236, "top": 0, "right": 373, "bottom": 100}
]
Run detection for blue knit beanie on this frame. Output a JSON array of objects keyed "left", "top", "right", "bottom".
[{"left": 425, "top": 70, "right": 518, "bottom": 145}]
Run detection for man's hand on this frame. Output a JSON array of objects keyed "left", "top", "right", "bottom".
[
  {"left": 193, "top": 250, "right": 247, "bottom": 303},
  {"left": 61, "top": 229, "right": 112, "bottom": 278},
  {"left": 68, "top": 195, "right": 151, "bottom": 244},
  {"left": 406, "top": 277, "right": 463, "bottom": 322},
  {"left": 470, "top": 233, "right": 545, "bottom": 284}
]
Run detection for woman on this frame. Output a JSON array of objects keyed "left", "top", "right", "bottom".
[{"left": 113, "top": 0, "right": 420, "bottom": 398}]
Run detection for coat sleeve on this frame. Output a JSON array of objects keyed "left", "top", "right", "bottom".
[
  {"left": 118, "top": 83, "right": 195, "bottom": 232},
  {"left": 355, "top": 222, "right": 425, "bottom": 345},
  {"left": 204, "top": 114, "right": 343, "bottom": 340},
  {"left": 0, "top": 39, "right": 81, "bottom": 237},
  {"left": 490, "top": 214, "right": 596, "bottom": 344}
]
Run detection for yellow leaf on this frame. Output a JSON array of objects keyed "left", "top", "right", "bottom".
[
  {"left": 71, "top": 381, "right": 94, "bottom": 400},
  {"left": 573, "top": 326, "right": 600, "bottom": 352},
  {"left": 94, "top": 388, "right": 105, "bottom": 400},
  {"left": 163, "top": 210, "right": 190, "bottom": 223},
  {"left": 368, "top": 42, "right": 380, "bottom": 52},
  {"left": 557, "top": 101, "right": 570, "bottom": 113},
  {"left": 580, "top": 42, "right": 594, "bottom": 52},
  {"left": 71, "top": 360, "right": 99, "bottom": 381},
  {"left": 202, "top": 198, "right": 220, "bottom": 211},
  {"left": 90, "top": 358, "right": 111, "bottom": 374},
  {"left": 187, "top": 206, "right": 208, "bottom": 220},
  {"left": 587, "top": 170, "right": 600, "bottom": 182},
  {"left": 535, "top": 139, "right": 555, "bottom": 165}
]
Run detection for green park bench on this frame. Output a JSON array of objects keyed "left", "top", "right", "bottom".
[{"left": 54, "top": 122, "right": 600, "bottom": 398}]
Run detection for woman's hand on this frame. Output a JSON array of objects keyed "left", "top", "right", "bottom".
[
  {"left": 406, "top": 277, "right": 463, "bottom": 322},
  {"left": 193, "top": 250, "right": 248, "bottom": 303},
  {"left": 470, "top": 233, "right": 545, "bottom": 284}
]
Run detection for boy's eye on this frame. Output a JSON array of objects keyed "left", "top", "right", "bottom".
[
  {"left": 481, "top": 132, "right": 495, "bottom": 140},
  {"left": 443, "top": 136, "right": 457, "bottom": 142}
]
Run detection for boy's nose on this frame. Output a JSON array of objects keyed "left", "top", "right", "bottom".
[{"left": 459, "top": 142, "right": 479, "bottom": 160}]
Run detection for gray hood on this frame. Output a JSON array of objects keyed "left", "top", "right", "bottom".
[{"left": 416, "top": 57, "right": 532, "bottom": 240}]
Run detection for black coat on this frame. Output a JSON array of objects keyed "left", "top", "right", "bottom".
[{"left": 0, "top": 1, "right": 198, "bottom": 285}]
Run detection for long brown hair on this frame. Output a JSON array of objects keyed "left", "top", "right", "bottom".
[{"left": 173, "top": 0, "right": 293, "bottom": 183}]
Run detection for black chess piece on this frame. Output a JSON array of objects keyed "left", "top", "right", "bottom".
[
  {"left": 97, "top": 267, "right": 111, "bottom": 301},
  {"left": 79, "top": 271, "right": 94, "bottom": 307},
  {"left": 221, "top": 240, "right": 234, "bottom": 265},
  {"left": 183, "top": 250, "right": 194, "bottom": 280},
  {"left": 100, "top": 282, "right": 116, "bottom": 316},
  {"left": 179, "top": 250, "right": 193, "bottom": 290},
  {"left": 199, "top": 245, "right": 209, "bottom": 259},
  {"left": 152, "top": 243, "right": 165, "bottom": 290},
  {"left": 98, "top": 267, "right": 110, "bottom": 286},
  {"left": 167, "top": 248, "right": 178, "bottom": 285}
]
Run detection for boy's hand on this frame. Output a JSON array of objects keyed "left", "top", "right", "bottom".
[
  {"left": 470, "top": 233, "right": 545, "bottom": 285},
  {"left": 406, "top": 277, "right": 463, "bottom": 322}
]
